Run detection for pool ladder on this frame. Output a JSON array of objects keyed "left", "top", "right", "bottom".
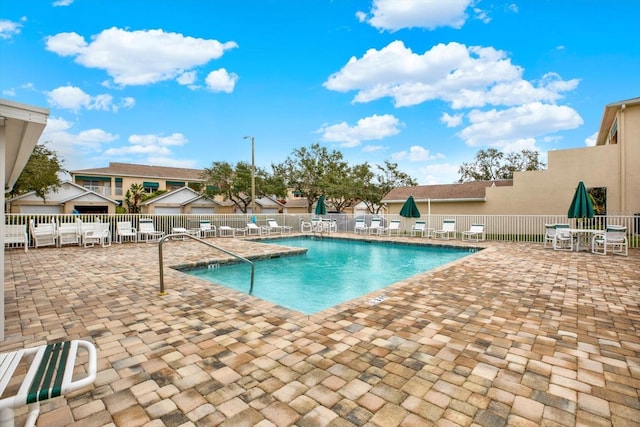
[{"left": 158, "top": 232, "right": 255, "bottom": 295}]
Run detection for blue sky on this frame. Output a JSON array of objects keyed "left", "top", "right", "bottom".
[{"left": 2, "top": 1, "right": 639, "bottom": 184}]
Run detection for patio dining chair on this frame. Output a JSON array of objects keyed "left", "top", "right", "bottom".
[
  {"left": 552, "top": 224, "right": 573, "bottom": 251},
  {"left": 591, "top": 226, "right": 628, "bottom": 256}
]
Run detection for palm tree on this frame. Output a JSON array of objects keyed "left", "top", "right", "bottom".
[{"left": 125, "top": 183, "right": 145, "bottom": 213}]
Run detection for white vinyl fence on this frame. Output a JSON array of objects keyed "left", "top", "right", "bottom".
[{"left": 4, "top": 213, "right": 640, "bottom": 249}]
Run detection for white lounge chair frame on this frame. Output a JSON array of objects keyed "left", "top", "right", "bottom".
[
  {"left": 28, "top": 220, "right": 56, "bottom": 248},
  {"left": 543, "top": 223, "right": 557, "bottom": 248},
  {"left": 57, "top": 220, "right": 81, "bottom": 247},
  {"left": 199, "top": 220, "right": 217, "bottom": 238},
  {"left": 246, "top": 223, "right": 263, "bottom": 236},
  {"left": 592, "top": 226, "right": 628, "bottom": 256},
  {"left": 138, "top": 218, "right": 165, "bottom": 243},
  {"left": 83, "top": 222, "right": 111, "bottom": 247},
  {"left": 386, "top": 220, "right": 401, "bottom": 236},
  {"left": 433, "top": 219, "right": 456, "bottom": 240},
  {"left": 354, "top": 218, "right": 368, "bottom": 234},
  {"left": 0, "top": 340, "right": 97, "bottom": 427},
  {"left": 461, "top": 224, "right": 485, "bottom": 241},
  {"left": 368, "top": 218, "right": 384, "bottom": 235},
  {"left": 4, "top": 224, "right": 28, "bottom": 252},
  {"left": 266, "top": 219, "right": 292, "bottom": 234},
  {"left": 116, "top": 221, "right": 138, "bottom": 243},
  {"left": 410, "top": 221, "right": 427, "bottom": 237},
  {"left": 552, "top": 224, "right": 573, "bottom": 251}
]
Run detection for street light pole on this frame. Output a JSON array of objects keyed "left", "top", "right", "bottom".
[{"left": 243, "top": 136, "right": 256, "bottom": 214}]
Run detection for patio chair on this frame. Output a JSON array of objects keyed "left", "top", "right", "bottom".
[
  {"left": 266, "top": 219, "right": 292, "bottom": 234},
  {"left": 83, "top": 222, "right": 111, "bottom": 247},
  {"left": 5, "top": 223, "right": 28, "bottom": 252},
  {"left": 29, "top": 219, "right": 57, "bottom": 248},
  {"left": 410, "top": 221, "right": 427, "bottom": 237},
  {"left": 386, "top": 219, "right": 401, "bottom": 236},
  {"left": 553, "top": 224, "right": 573, "bottom": 251},
  {"left": 543, "top": 223, "right": 557, "bottom": 248},
  {"left": 461, "top": 224, "right": 485, "bottom": 242},
  {"left": 354, "top": 218, "right": 368, "bottom": 234},
  {"left": 246, "top": 222, "right": 263, "bottom": 236},
  {"left": 116, "top": 221, "right": 138, "bottom": 243},
  {"left": 199, "top": 220, "right": 217, "bottom": 238},
  {"left": 300, "top": 219, "right": 313, "bottom": 233},
  {"left": 0, "top": 340, "right": 97, "bottom": 427},
  {"left": 368, "top": 218, "right": 384, "bottom": 235},
  {"left": 591, "top": 226, "right": 628, "bottom": 256},
  {"left": 138, "top": 218, "right": 165, "bottom": 242},
  {"left": 433, "top": 219, "right": 456, "bottom": 240},
  {"left": 322, "top": 218, "right": 337, "bottom": 233},
  {"left": 57, "top": 220, "right": 81, "bottom": 246}
]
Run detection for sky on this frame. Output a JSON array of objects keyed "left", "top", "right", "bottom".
[{"left": 1, "top": 1, "right": 639, "bottom": 185}]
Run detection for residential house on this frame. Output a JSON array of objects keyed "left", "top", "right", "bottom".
[
  {"left": 140, "top": 186, "right": 231, "bottom": 215},
  {"left": 7, "top": 181, "right": 118, "bottom": 214}
]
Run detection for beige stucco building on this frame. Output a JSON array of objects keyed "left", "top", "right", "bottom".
[{"left": 383, "top": 97, "right": 640, "bottom": 217}]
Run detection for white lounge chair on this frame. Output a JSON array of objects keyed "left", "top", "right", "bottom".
[
  {"left": 29, "top": 220, "right": 57, "bottom": 248},
  {"left": 553, "top": 224, "right": 573, "bottom": 251},
  {"left": 266, "top": 219, "right": 292, "bottom": 234},
  {"left": 592, "top": 226, "right": 628, "bottom": 256},
  {"left": 386, "top": 220, "right": 401, "bottom": 236},
  {"left": 138, "top": 218, "right": 165, "bottom": 242},
  {"left": 354, "top": 218, "right": 368, "bottom": 234},
  {"left": 543, "top": 223, "right": 557, "bottom": 248},
  {"left": 4, "top": 223, "right": 28, "bottom": 252},
  {"left": 246, "top": 222, "right": 263, "bottom": 236},
  {"left": 57, "top": 220, "right": 81, "bottom": 246},
  {"left": 410, "top": 221, "right": 427, "bottom": 237},
  {"left": 433, "top": 219, "right": 456, "bottom": 240},
  {"left": 83, "top": 222, "right": 111, "bottom": 247},
  {"left": 199, "top": 220, "right": 217, "bottom": 238},
  {"left": 116, "top": 221, "right": 138, "bottom": 243},
  {"left": 461, "top": 224, "right": 485, "bottom": 241},
  {"left": 368, "top": 218, "right": 384, "bottom": 235},
  {"left": 0, "top": 340, "right": 97, "bottom": 427}
]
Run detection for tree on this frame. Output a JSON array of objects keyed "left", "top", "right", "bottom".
[
  {"left": 125, "top": 183, "right": 145, "bottom": 213},
  {"left": 201, "top": 161, "right": 286, "bottom": 213},
  {"left": 9, "top": 143, "right": 66, "bottom": 199},
  {"left": 354, "top": 161, "right": 418, "bottom": 214},
  {"left": 458, "top": 148, "right": 546, "bottom": 182},
  {"left": 272, "top": 144, "right": 348, "bottom": 213}
]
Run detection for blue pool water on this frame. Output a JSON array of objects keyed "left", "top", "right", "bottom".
[{"left": 186, "top": 237, "right": 476, "bottom": 314}]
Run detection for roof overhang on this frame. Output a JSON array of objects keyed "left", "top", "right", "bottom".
[
  {"left": 0, "top": 99, "right": 49, "bottom": 191},
  {"left": 596, "top": 97, "right": 640, "bottom": 146}
]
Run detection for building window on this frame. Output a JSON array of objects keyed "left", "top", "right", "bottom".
[
  {"left": 115, "top": 178, "right": 123, "bottom": 196},
  {"left": 609, "top": 120, "right": 618, "bottom": 145},
  {"left": 143, "top": 181, "right": 159, "bottom": 193},
  {"left": 166, "top": 181, "right": 185, "bottom": 191},
  {"left": 82, "top": 180, "right": 111, "bottom": 196}
]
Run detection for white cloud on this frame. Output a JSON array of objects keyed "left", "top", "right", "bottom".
[
  {"left": 45, "top": 27, "right": 238, "bottom": 86},
  {"left": 317, "top": 114, "right": 403, "bottom": 148},
  {"left": 177, "top": 71, "right": 197, "bottom": 86},
  {"left": 441, "top": 112, "right": 463, "bottom": 127},
  {"left": 0, "top": 18, "right": 25, "bottom": 40},
  {"left": 205, "top": 68, "right": 238, "bottom": 93},
  {"left": 324, "top": 41, "right": 578, "bottom": 109},
  {"left": 391, "top": 145, "right": 444, "bottom": 162},
  {"left": 53, "top": 0, "right": 74, "bottom": 6},
  {"left": 47, "top": 85, "right": 135, "bottom": 112},
  {"left": 418, "top": 163, "right": 460, "bottom": 185},
  {"left": 458, "top": 102, "right": 583, "bottom": 147},
  {"left": 585, "top": 131, "right": 598, "bottom": 147},
  {"left": 358, "top": 0, "right": 474, "bottom": 32},
  {"left": 362, "top": 144, "right": 386, "bottom": 153}
]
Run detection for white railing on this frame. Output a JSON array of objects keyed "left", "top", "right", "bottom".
[{"left": 5, "top": 213, "right": 639, "bottom": 248}]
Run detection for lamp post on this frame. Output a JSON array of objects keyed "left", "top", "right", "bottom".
[{"left": 243, "top": 136, "right": 256, "bottom": 214}]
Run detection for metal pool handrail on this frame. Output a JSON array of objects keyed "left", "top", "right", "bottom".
[{"left": 158, "top": 233, "right": 255, "bottom": 295}]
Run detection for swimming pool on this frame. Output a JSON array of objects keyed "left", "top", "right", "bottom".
[{"left": 186, "top": 237, "right": 477, "bottom": 314}]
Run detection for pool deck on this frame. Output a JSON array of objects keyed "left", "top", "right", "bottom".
[{"left": 2, "top": 234, "right": 639, "bottom": 426}]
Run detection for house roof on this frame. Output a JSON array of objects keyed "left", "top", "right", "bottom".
[
  {"left": 7, "top": 180, "right": 118, "bottom": 204},
  {"left": 382, "top": 180, "right": 513, "bottom": 202},
  {"left": 282, "top": 198, "right": 309, "bottom": 208},
  {"left": 71, "top": 162, "right": 204, "bottom": 181},
  {"left": 596, "top": 96, "right": 640, "bottom": 146}
]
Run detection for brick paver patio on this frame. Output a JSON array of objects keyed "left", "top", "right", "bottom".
[{"left": 2, "top": 234, "right": 639, "bottom": 426}]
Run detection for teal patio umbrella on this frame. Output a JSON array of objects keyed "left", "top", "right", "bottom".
[
  {"left": 399, "top": 195, "right": 421, "bottom": 218},
  {"left": 315, "top": 195, "right": 327, "bottom": 215},
  {"left": 568, "top": 181, "right": 594, "bottom": 220}
]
